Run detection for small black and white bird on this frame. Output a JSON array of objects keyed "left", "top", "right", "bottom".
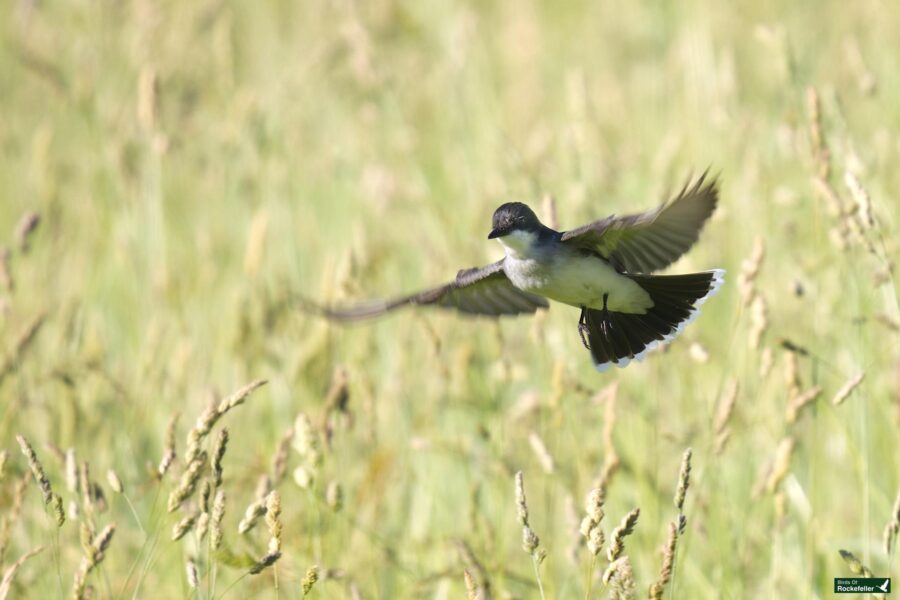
[{"left": 304, "top": 173, "right": 724, "bottom": 371}]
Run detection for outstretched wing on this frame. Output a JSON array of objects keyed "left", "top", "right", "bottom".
[
  {"left": 560, "top": 172, "right": 719, "bottom": 273},
  {"left": 300, "top": 261, "right": 549, "bottom": 321}
]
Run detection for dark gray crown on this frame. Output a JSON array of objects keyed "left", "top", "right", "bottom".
[{"left": 489, "top": 202, "right": 542, "bottom": 239}]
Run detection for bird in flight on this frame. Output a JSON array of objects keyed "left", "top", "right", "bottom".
[{"left": 304, "top": 173, "right": 724, "bottom": 372}]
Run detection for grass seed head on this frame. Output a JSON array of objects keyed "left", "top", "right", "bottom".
[
  {"left": 210, "top": 490, "right": 226, "bottom": 550},
  {"left": 463, "top": 569, "right": 479, "bottom": 600},
  {"left": 106, "top": 469, "right": 123, "bottom": 494},
  {"left": 786, "top": 386, "right": 823, "bottom": 423},
  {"left": 200, "top": 480, "right": 212, "bottom": 512},
  {"left": 79, "top": 522, "right": 94, "bottom": 557},
  {"left": 838, "top": 549, "right": 873, "bottom": 577},
  {"left": 211, "top": 428, "right": 229, "bottom": 488},
  {"left": 196, "top": 511, "right": 210, "bottom": 542},
  {"left": 186, "top": 559, "right": 199, "bottom": 589},
  {"left": 265, "top": 491, "right": 282, "bottom": 553},
  {"left": 248, "top": 551, "right": 281, "bottom": 575},
  {"left": 254, "top": 474, "right": 272, "bottom": 501},
  {"left": 326, "top": 480, "right": 343, "bottom": 512},
  {"left": 167, "top": 451, "right": 208, "bottom": 512},
  {"left": 514, "top": 471, "right": 529, "bottom": 526},
  {"left": 158, "top": 412, "right": 180, "bottom": 477},
  {"left": 586, "top": 524, "right": 605, "bottom": 557},
  {"left": 607, "top": 508, "right": 640, "bottom": 562},
  {"left": 293, "top": 413, "right": 321, "bottom": 466},
  {"left": 238, "top": 499, "right": 267, "bottom": 535},
  {"left": 15, "top": 435, "right": 52, "bottom": 504},
  {"left": 674, "top": 448, "right": 692, "bottom": 512},
  {"left": 585, "top": 487, "right": 605, "bottom": 523},
  {"left": 766, "top": 437, "right": 795, "bottom": 494},
  {"left": 832, "top": 372, "right": 865, "bottom": 406},
  {"left": 649, "top": 522, "right": 678, "bottom": 600},
  {"left": 172, "top": 513, "right": 198, "bottom": 541},
  {"left": 271, "top": 427, "right": 293, "bottom": 484},
  {"left": 217, "top": 379, "right": 268, "bottom": 414},
  {"left": 52, "top": 493, "right": 65, "bottom": 527},
  {"left": 301, "top": 565, "right": 319, "bottom": 597},
  {"left": 844, "top": 171, "right": 875, "bottom": 229},
  {"left": 521, "top": 526, "right": 540, "bottom": 554},
  {"left": 65, "top": 448, "right": 78, "bottom": 492},
  {"left": 714, "top": 380, "right": 739, "bottom": 434},
  {"left": 88, "top": 524, "right": 116, "bottom": 566}
]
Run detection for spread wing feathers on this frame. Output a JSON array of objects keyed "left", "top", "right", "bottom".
[
  {"left": 560, "top": 172, "right": 719, "bottom": 273},
  {"left": 299, "top": 261, "right": 549, "bottom": 322}
]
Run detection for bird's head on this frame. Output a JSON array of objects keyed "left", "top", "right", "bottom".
[{"left": 488, "top": 202, "right": 543, "bottom": 240}]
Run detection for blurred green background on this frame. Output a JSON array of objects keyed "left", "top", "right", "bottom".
[{"left": 1, "top": 0, "right": 898, "bottom": 597}]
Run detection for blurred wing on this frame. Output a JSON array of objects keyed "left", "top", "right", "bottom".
[
  {"left": 560, "top": 172, "right": 719, "bottom": 273},
  {"left": 300, "top": 261, "right": 549, "bottom": 322}
]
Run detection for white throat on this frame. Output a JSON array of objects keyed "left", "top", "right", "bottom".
[{"left": 497, "top": 229, "right": 539, "bottom": 258}]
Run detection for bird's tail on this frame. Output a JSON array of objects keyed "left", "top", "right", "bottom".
[{"left": 583, "top": 269, "right": 724, "bottom": 371}]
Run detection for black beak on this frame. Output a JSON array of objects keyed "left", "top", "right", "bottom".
[{"left": 488, "top": 229, "right": 501, "bottom": 239}]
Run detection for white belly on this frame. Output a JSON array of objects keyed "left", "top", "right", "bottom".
[{"left": 503, "top": 250, "right": 653, "bottom": 313}]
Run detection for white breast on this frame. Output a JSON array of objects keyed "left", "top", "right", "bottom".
[{"left": 500, "top": 235, "right": 652, "bottom": 313}]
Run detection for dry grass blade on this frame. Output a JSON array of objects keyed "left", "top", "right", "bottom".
[
  {"left": 0, "top": 546, "right": 45, "bottom": 600},
  {"left": 884, "top": 490, "right": 900, "bottom": 555},
  {"left": 528, "top": 432, "right": 555, "bottom": 474},
  {"left": 14, "top": 211, "right": 40, "bottom": 252},
  {"left": 0, "top": 249, "right": 11, "bottom": 293},
  {"left": 714, "top": 380, "right": 739, "bottom": 454},
  {"left": 806, "top": 86, "right": 831, "bottom": 179},
  {"left": 0, "top": 314, "right": 45, "bottom": 384}
]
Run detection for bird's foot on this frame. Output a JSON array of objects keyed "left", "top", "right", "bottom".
[{"left": 578, "top": 307, "right": 591, "bottom": 350}]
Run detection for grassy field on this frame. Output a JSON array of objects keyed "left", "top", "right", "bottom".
[{"left": 1, "top": 0, "right": 899, "bottom": 598}]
